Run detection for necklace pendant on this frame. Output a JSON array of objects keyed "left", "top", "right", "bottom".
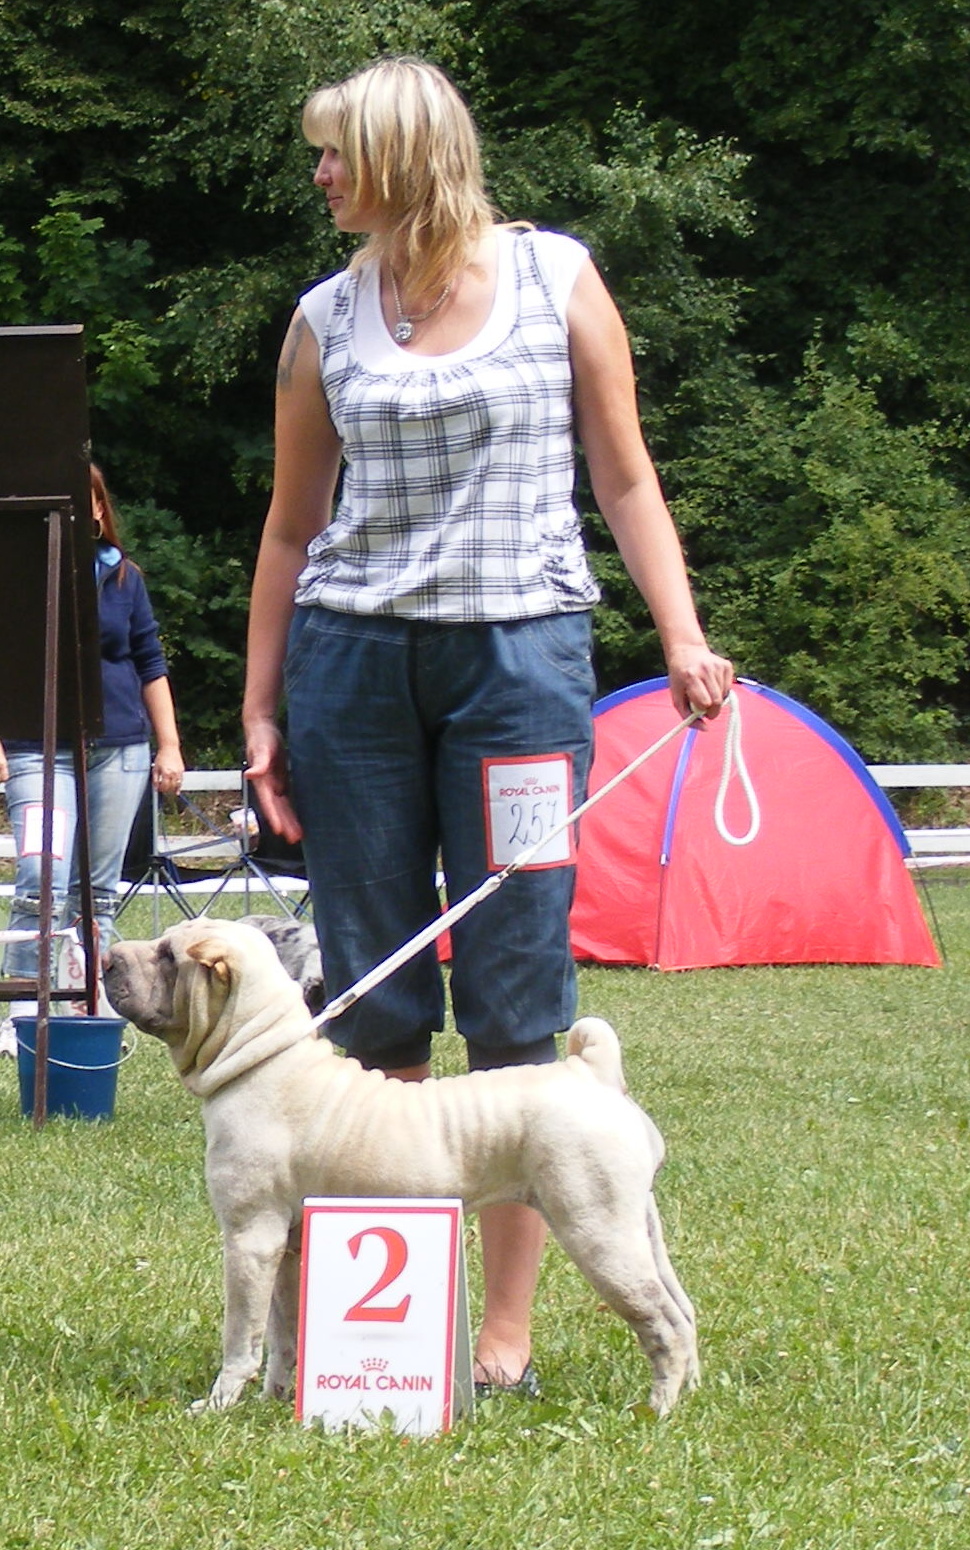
[{"left": 394, "top": 318, "right": 414, "bottom": 344}]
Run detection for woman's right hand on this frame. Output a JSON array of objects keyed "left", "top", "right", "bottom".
[{"left": 244, "top": 719, "right": 304, "bottom": 844}]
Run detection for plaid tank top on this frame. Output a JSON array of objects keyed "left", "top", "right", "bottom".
[{"left": 294, "top": 229, "right": 600, "bottom": 622}]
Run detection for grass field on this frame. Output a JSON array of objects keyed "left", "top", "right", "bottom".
[{"left": 2, "top": 877, "right": 969, "bottom": 1549}]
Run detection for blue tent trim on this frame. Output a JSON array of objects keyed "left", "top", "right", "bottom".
[{"left": 660, "top": 732, "right": 696, "bottom": 865}]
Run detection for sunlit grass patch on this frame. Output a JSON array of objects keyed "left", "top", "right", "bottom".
[{"left": 1, "top": 883, "right": 968, "bottom": 1547}]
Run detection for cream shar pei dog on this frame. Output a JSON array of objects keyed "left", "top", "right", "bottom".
[{"left": 103, "top": 919, "right": 699, "bottom": 1416}]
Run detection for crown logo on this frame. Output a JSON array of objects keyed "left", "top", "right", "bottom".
[{"left": 361, "top": 1356, "right": 389, "bottom": 1372}]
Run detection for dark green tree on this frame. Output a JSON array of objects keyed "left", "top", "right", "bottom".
[
  {"left": 0, "top": 0, "right": 462, "bottom": 760},
  {"left": 465, "top": 0, "right": 970, "bottom": 754},
  {"left": 3, "top": 0, "right": 969, "bottom": 759}
]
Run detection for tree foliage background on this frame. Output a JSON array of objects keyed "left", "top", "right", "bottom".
[{"left": 2, "top": 0, "right": 968, "bottom": 762}]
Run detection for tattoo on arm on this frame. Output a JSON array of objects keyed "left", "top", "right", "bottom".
[{"left": 277, "top": 314, "right": 308, "bottom": 390}]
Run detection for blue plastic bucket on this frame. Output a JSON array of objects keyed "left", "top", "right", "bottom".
[{"left": 15, "top": 1016, "right": 126, "bottom": 1121}]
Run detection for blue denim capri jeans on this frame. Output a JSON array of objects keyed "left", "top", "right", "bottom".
[
  {"left": 3, "top": 742, "right": 151, "bottom": 979},
  {"left": 285, "top": 607, "right": 596, "bottom": 1070}
]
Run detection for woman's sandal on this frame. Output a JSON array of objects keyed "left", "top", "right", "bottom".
[{"left": 473, "top": 1362, "right": 541, "bottom": 1400}]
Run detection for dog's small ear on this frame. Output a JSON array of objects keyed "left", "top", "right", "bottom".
[{"left": 185, "top": 938, "right": 232, "bottom": 984}]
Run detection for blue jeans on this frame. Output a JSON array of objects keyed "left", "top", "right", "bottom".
[
  {"left": 3, "top": 743, "right": 151, "bottom": 977},
  {"left": 285, "top": 608, "right": 596, "bottom": 1067}
]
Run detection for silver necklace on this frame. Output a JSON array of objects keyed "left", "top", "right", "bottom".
[{"left": 389, "top": 269, "right": 452, "bottom": 344}]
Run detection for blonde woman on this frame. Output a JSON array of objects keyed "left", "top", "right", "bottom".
[{"left": 244, "top": 56, "right": 733, "bottom": 1395}]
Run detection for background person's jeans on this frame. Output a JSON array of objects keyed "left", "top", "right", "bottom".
[{"left": 3, "top": 743, "right": 150, "bottom": 979}]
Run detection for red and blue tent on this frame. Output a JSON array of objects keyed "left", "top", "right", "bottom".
[{"left": 569, "top": 678, "right": 939, "bottom": 970}]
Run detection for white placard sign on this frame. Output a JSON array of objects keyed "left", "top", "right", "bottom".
[
  {"left": 482, "top": 753, "right": 574, "bottom": 870},
  {"left": 296, "top": 1198, "right": 473, "bottom": 1435},
  {"left": 22, "top": 802, "right": 68, "bottom": 860}
]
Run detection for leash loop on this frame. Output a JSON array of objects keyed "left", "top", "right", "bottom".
[{"left": 713, "top": 689, "right": 760, "bottom": 846}]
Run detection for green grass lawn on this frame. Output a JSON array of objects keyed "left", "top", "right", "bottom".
[{"left": 1, "top": 878, "right": 969, "bottom": 1549}]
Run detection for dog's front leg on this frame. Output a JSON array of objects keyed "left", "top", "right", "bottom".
[
  {"left": 263, "top": 1225, "right": 302, "bottom": 1400},
  {"left": 189, "top": 1218, "right": 289, "bottom": 1413}
]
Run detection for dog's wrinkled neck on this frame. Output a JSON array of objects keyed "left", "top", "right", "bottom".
[{"left": 181, "top": 990, "right": 314, "bottom": 1099}]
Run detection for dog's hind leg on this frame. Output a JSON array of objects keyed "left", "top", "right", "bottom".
[
  {"left": 190, "top": 1216, "right": 289, "bottom": 1413},
  {"left": 263, "top": 1226, "right": 302, "bottom": 1400},
  {"left": 644, "top": 1192, "right": 700, "bottom": 1391},
  {"left": 550, "top": 1207, "right": 698, "bottom": 1417},
  {"left": 638, "top": 1190, "right": 697, "bottom": 1401}
]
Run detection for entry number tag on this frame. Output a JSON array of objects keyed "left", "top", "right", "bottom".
[
  {"left": 296, "top": 1198, "right": 473, "bottom": 1435},
  {"left": 483, "top": 754, "right": 574, "bottom": 870},
  {"left": 22, "top": 803, "right": 68, "bottom": 860}
]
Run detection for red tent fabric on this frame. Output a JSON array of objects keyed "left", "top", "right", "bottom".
[{"left": 569, "top": 678, "right": 939, "bottom": 970}]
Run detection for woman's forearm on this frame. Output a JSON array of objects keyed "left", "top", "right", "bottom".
[
  {"left": 142, "top": 675, "right": 181, "bottom": 754},
  {"left": 142, "top": 676, "right": 184, "bottom": 794},
  {"left": 243, "top": 531, "right": 309, "bottom": 732}
]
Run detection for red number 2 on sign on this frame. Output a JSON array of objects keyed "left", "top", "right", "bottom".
[{"left": 344, "top": 1226, "right": 412, "bottom": 1323}]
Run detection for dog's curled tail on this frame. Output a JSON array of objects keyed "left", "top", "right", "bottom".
[{"left": 565, "top": 1016, "right": 627, "bottom": 1092}]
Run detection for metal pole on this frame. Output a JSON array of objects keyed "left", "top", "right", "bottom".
[{"left": 33, "top": 508, "right": 63, "bottom": 1127}]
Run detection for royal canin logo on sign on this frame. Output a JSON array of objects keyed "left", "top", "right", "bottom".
[{"left": 316, "top": 1356, "right": 433, "bottom": 1393}]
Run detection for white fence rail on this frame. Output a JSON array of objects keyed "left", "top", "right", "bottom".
[
  {"left": 2, "top": 765, "right": 970, "bottom": 868},
  {"left": 867, "top": 765, "right": 970, "bottom": 867}
]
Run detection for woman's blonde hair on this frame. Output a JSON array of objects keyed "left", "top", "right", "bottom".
[{"left": 302, "top": 56, "right": 495, "bottom": 297}]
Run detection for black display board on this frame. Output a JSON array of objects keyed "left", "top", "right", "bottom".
[
  {"left": 0, "top": 326, "right": 104, "bottom": 1122},
  {"left": 0, "top": 325, "right": 103, "bottom": 739}
]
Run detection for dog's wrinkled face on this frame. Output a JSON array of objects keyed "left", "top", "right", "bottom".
[
  {"left": 104, "top": 920, "right": 310, "bottom": 1092},
  {"left": 103, "top": 929, "right": 185, "bottom": 1041},
  {"left": 103, "top": 920, "right": 276, "bottom": 1043}
]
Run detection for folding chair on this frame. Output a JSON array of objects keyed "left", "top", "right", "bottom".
[
  {"left": 230, "top": 777, "right": 311, "bottom": 919},
  {"left": 116, "top": 782, "right": 235, "bottom": 933},
  {"left": 117, "top": 774, "right": 311, "bottom": 928}
]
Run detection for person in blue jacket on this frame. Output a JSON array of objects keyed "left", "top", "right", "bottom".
[{"left": 0, "top": 463, "right": 183, "bottom": 1027}]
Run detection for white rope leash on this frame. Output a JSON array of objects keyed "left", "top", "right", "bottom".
[
  {"left": 310, "top": 689, "right": 763, "bottom": 1028},
  {"left": 311, "top": 701, "right": 709, "bottom": 1029}
]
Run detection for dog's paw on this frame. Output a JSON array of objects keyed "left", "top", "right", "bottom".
[
  {"left": 262, "top": 1362, "right": 295, "bottom": 1402},
  {"left": 649, "top": 1364, "right": 698, "bottom": 1417},
  {"left": 649, "top": 1381, "right": 679, "bottom": 1419},
  {"left": 186, "top": 1375, "right": 247, "bottom": 1414}
]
